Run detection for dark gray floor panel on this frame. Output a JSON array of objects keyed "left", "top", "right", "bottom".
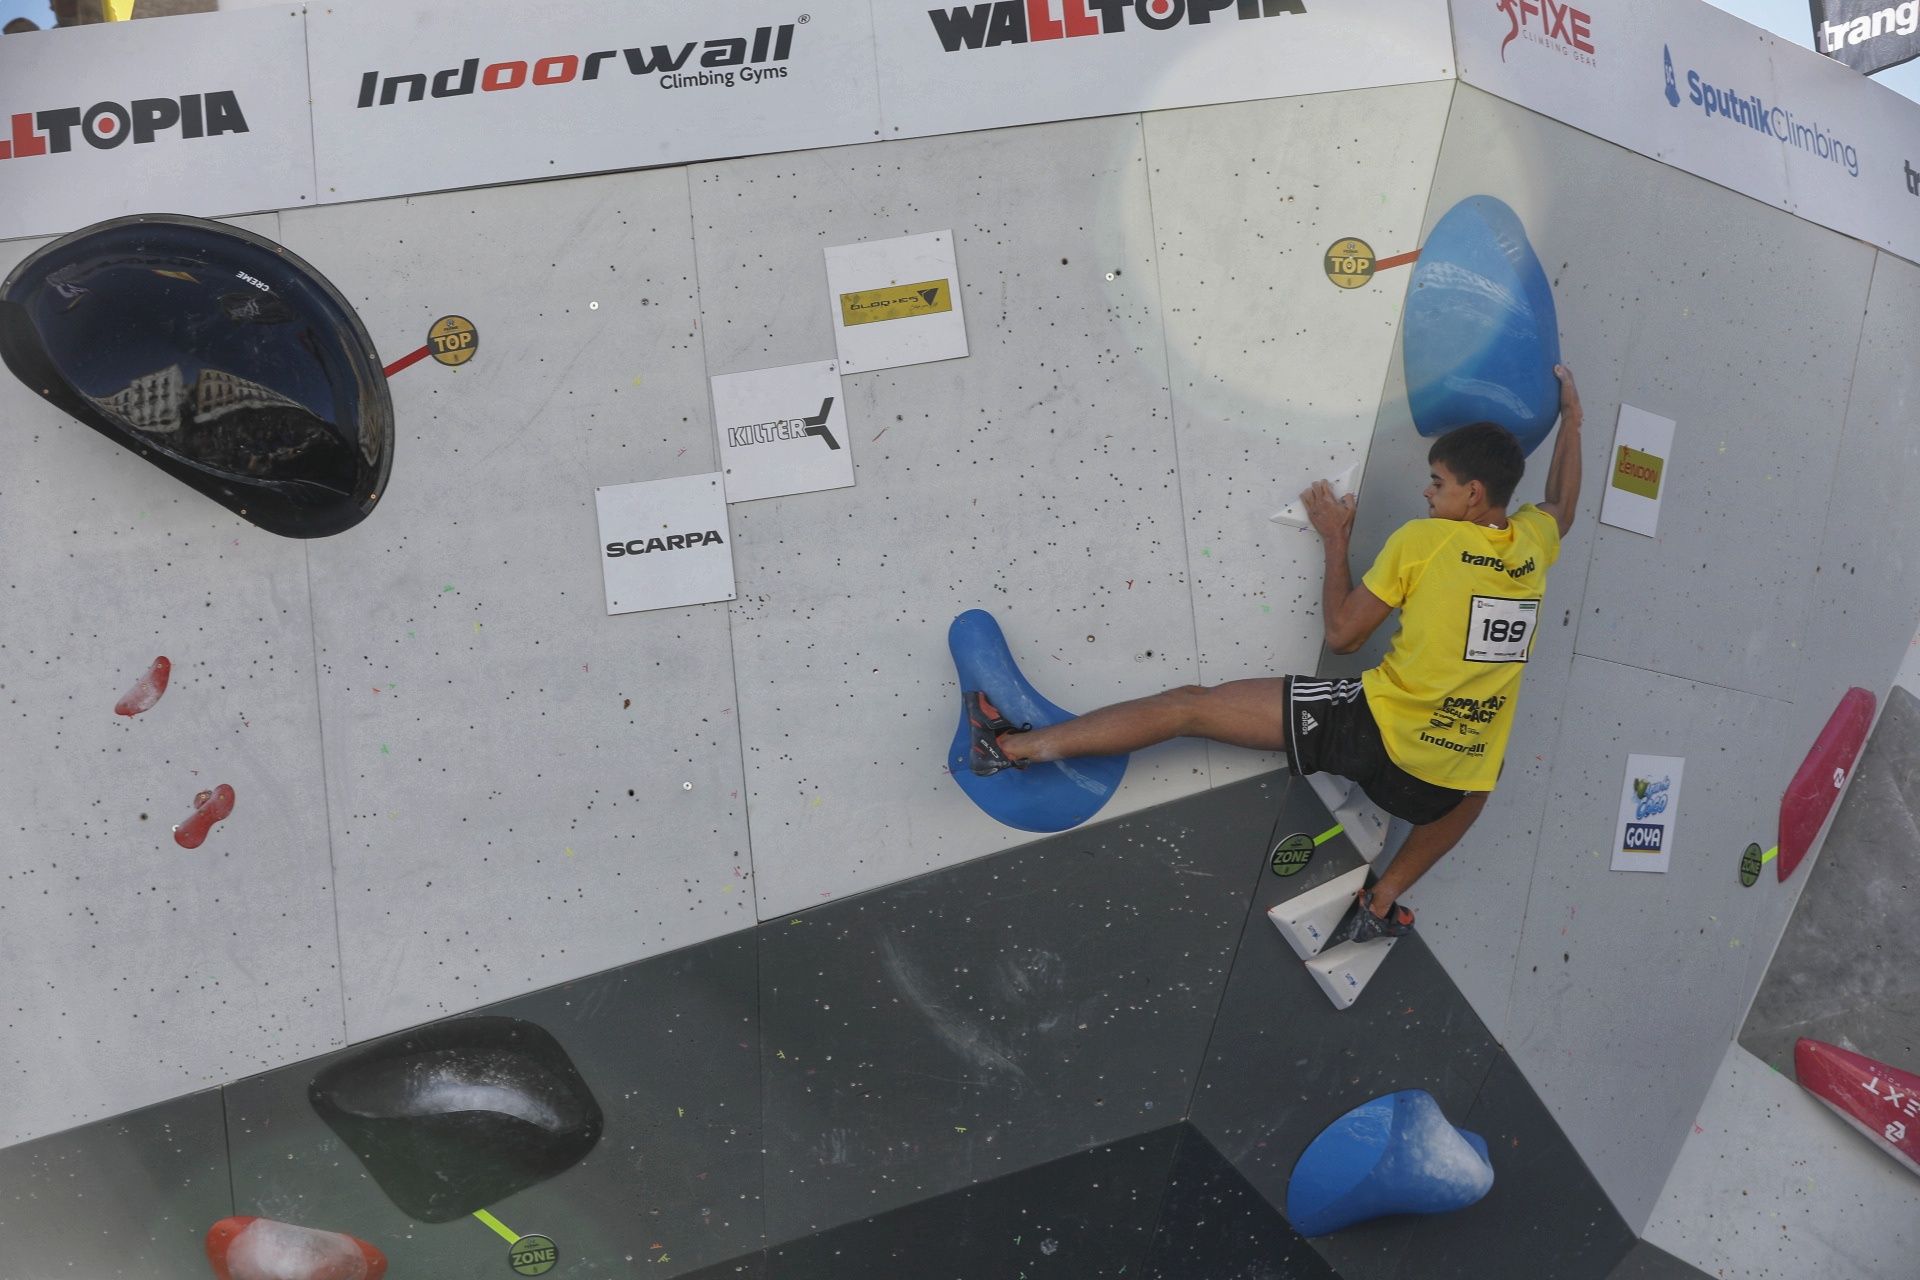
[
  {"left": 1142, "top": 1125, "right": 1340, "bottom": 1279},
  {"left": 1604, "top": 1239, "right": 1715, "bottom": 1280},
  {"left": 224, "top": 931, "right": 762, "bottom": 1279},
  {"left": 0, "top": 1088, "right": 231, "bottom": 1280},
  {"left": 1188, "top": 780, "right": 1501, "bottom": 1258},
  {"left": 1741, "top": 683, "right": 1920, "bottom": 1072},
  {"left": 758, "top": 775, "right": 1281, "bottom": 1239},
  {"left": 758, "top": 1126, "right": 1183, "bottom": 1279}
]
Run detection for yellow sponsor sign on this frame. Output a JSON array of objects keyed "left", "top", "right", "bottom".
[
  {"left": 1324, "top": 238, "right": 1376, "bottom": 289},
  {"left": 428, "top": 314, "right": 479, "bottom": 367},
  {"left": 1612, "top": 444, "right": 1663, "bottom": 499},
  {"left": 838, "top": 279, "right": 952, "bottom": 327}
]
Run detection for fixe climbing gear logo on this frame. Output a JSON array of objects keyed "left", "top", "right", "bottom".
[
  {"left": 1495, "top": 0, "right": 1595, "bottom": 66},
  {"left": 839, "top": 280, "right": 952, "bottom": 327},
  {"left": 927, "top": 0, "right": 1304, "bottom": 52},
  {"left": 1661, "top": 44, "right": 1860, "bottom": 178},
  {"left": 1611, "top": 443, "right": 1663, "bottom": 500},
  {"left": 0, "top": 92, "right": 248, "bottom": 161},
  {"left": 354, "top": 24, "right": 797, "bottom": 108}
]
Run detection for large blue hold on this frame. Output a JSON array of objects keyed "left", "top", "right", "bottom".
[
  {"left": 1286, "top": 1089, "right": 1494, "bottom": 1236},
  {"left": 1404, "top": 195, "right": 1562, "bottom": 456},
  {"left": 947, "top": 609, "right": 1127, "bottom": 834}
]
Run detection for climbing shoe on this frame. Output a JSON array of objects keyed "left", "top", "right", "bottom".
[{"left": 1331, "top": 890, "right": 1415, "bottom": 945}]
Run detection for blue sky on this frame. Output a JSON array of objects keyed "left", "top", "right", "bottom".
[{"left": 2, "top": 1, "right": 1917, "bottom": 100}]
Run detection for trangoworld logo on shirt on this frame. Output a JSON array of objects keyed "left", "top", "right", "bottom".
[
  {"left": 0, "top": 92, "right": 248, "bottom": 161},
  {"left": 1459, "top": 550, "right": 1538, "bottom": 579},
  {"left": 928, "top": 0, "right": 1304, "bottom": 51}
]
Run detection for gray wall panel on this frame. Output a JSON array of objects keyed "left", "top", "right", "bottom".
[
  {"left": 1141, "top": 83, "right": 1454, "bottom": 787},
  {"left": 758, "top": 775, "right": 1276, "bottom": 1239},
  {"left": 691, "top": 120, "right": 1209, "bottom": 918},
  {"left": 277, "top": 175, "right": 756, "bottom": 1044},
  {"left": 1506, "top": 656, "right": 1802, "bottom": 1230},
  {"left": 0, "top": 223, "right": 348, "bottom": 1145},
  {"left": 1643, "top": 1044, "right": 1920, "bottom": 1280},
  {"left": 0, "top": 1089, "right": 231, "bottom": 1280}
]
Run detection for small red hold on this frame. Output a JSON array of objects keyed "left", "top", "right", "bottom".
[
  {"left": 174, "top": 784, "right": 236, "bottom": 849},
  {"left": 115, "top": 656, "right": 171, "bottom": 716},
  {"left": 205, "top": 1216, "right": 387, "bottom": 1280}
]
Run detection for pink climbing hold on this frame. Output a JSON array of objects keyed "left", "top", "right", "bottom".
[
  {"left": 173, "top": 784, "right": 236, "bottom": 849},
  {"left": 1777, "top": 687, "right": 1875, "bottom": 881},
  {"left": 204, "top": 1216, "right": 388, "bottom": 1280},
  {"left": 114, "top": 656, "right": 171, "bottom": 716},
  {"left": 1794, "top": 1039, "right": 1920, "bottom": 1178}
]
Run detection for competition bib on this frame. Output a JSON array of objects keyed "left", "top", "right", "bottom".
[{"left": 1464, "top": 596, "right": 1537, "bottom": 663}]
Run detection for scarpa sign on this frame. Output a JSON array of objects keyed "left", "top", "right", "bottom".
[{"left": 1812, "top": 1, "right": 1920, "bottom": 76}]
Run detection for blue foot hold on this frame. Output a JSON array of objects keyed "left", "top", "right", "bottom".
[
  {"left": 946, "top": 609, "right": 1126, "bottom": 834},
  {"left": 1286, "top": 1089, "right": 1494, "bottom": 1236},
  {"left": 1404, "top": 195, "right": 1562, "bottom": 457}
]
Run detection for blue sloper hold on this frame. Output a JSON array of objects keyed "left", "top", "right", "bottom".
[
  {"left": 947, "top": 609, "right": 1126, "bottom": 833},
  {"left": 1286, "top": 1089, "right": 1494, "bottom": 1236},
  {"left": 309, "top": 1016, "right": 603, "bottom": 1223},
  {"left": 1403, "top": 195, "right": 1562, "bottom": 456}
]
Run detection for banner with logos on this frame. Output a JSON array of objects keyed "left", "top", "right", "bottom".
[
  {"left": 1452, "top": 0, "right": 1920, "bottom": 263},
  {"left": 871, "top": 0, "right": 1455, "bottom": 139},
  {"left": 306, "top": 0, "right": 885, "bottom": 206},
  {"left": 1812, "top": 1, "right": 1920, "bottom": 76},
  {"left": 0, "top": 9, "right": 315, "bottom": 242}
]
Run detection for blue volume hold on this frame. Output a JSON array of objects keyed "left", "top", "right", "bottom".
[
  {"left": 947, "top": 609, "right": 1127, "bottom": 834},
  {"left": 1285, "top": 1089, "right": 1494, "bottom": 1236},
  {"left": 1404, "top": 195, "right": 1562, "bottom": 456}
]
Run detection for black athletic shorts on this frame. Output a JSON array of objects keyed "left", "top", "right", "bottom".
[{"left": 1281, "top": 676, "right": 1471, "bottom": 826}]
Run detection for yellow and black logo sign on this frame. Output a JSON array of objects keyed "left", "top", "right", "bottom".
[
  {"left": 1612, "top": 444, "right": 1664, "bottom": 500},
  {"left": 1324, "top": 238, "right": 1376, "bottom": 289},
  {"left": 429, "top": 314, "right": 479, "bottom": 367},
  {"left": 1738, "top": 842, "right": 1762, "bottom": 888},
  {"left": 839, "top": 279, "right": 952, "bottom": 327},
  {"left": 509, "top": 1234, "right": 558, "bottom": 1277}
]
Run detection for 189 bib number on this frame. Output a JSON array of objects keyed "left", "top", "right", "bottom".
[{"left": 1464, "top": 596, "right": 1537, "bottom": 663}]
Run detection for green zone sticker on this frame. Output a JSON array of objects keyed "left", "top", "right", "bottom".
[
  {"left": 1270, "top": 832, "right": 1316, "bottom": 877},
  {"left": 1612, "top": 444, "right": 1664, "bottom": 499},
  {"left": 510, "top": 1234, "right": 558, "bottom": 1276},
  {"left": 1739, "top": 842, "right": 1763, "bottom": 888}
]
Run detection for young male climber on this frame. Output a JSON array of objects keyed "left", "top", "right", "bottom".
[{"left": 968, "top": 366, "right": 1584, "bottom": 942}]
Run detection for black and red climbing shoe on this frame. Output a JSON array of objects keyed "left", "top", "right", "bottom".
[
  {"left": 966, "top": 690, "right": 1030, "bottom": 776},
  {"left": 1330, "top": 890, "right": 1415, "bottom": 945}
]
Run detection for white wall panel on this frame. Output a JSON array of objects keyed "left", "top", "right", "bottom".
[
  {"left": 0, "top": 224, "right": 346, "bottom": 1146},
  {"left": 279, "top": 174, "right": 754, "bottom": 1042},
  {"left": 691, "top": 120, "right": 1204, "bottom": 917},
  {"left": 1142, "top": 82, "right": 1454, "bottom": 785}
]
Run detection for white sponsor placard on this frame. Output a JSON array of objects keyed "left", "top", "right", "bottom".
[
  {"left": 595, "top": 474, "right": 736, "bottom": 615},
  {"left": 306, "top": 0, "right": 883, "bottom": 206},
  {"left": 1599, "top": 403, "right": 1675, "bottom": 538},
  {"left": 711, "top": 360, "right": 853, "bottom": 503},
  {"left": 825, "top": 230, "right": 969, "bottom": 373},
  {"left": 873, "top": 0, "right": 1454, "bottom": 139},
  {"left": 0, "top": 9, "right": 316, "bottom": 241},
  {"left": 1613, "top": 753, "right": 1685, "bottom": 873},
  {"left": 1451, "top": 0, "right": 1920, "bottom": 260}
]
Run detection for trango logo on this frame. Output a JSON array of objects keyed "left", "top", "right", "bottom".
[
  {"left": 356, "top": 24, "right": 796, "bottom": 107},
  {"left": 1496, "top": 0, "right": 1594, "bottom": 64},
  {"left": 727, "top": 397, "right": 839, "bottom": 451},
  {"left": 0, "top": 92, "right": 247, "bottom": 161},
  {"left": 1662, "top": 45, "right": 1860, "bottom": 178},
  {"left": 928, "top": 0, "right": 1304, "bottom": 52},
  {"left": 1820, "top": 3, "right": 1920, "bottom": 53}
]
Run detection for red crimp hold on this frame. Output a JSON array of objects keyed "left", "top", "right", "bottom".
[
  {"left": 205, "top": 1216, "right": 388, "bottom": 1280},
  {"left": 114, "top": 655, "right": 171, "bottom": 716},
  {"left": 173, "top": 784, "right": 235, "bottom": 849}
]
